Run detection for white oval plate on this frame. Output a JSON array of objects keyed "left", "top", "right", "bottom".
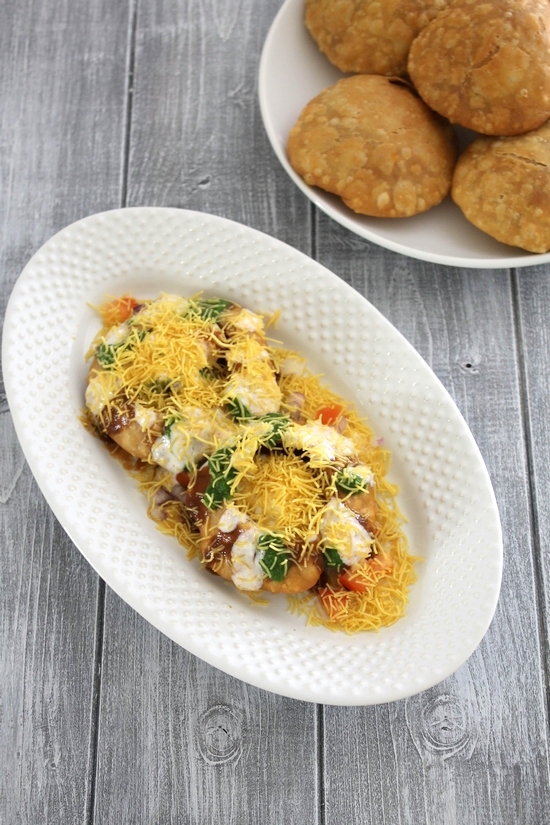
[
  {"left": 259, "top": 0, "right": 550, "bottom": 269},
  {"left": 3, "top": 207, "right": 502, "bottom": 705}
]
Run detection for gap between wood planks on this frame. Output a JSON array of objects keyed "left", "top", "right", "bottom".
[
  {"left": 86, "top": 1, "right": 139, "bottom": 822},
  {"left": 510, "top": 267, "right": 550, "bottom": 745}
]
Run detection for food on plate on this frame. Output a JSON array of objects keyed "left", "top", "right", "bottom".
[
  {"left": 83, "top": 293, "right": 417, "bottom": 632},
  {"left": 408, "top": 0, "right": 550, "bottom": 136},
  {"left": 287, "top": 74, "right": 457, "bottom": 218},
  {"left": 452, "top": 123, "right": 550, "bottom": 253},
  {"left": 304, "top": 0, "right": 451, "bottom": 76}
]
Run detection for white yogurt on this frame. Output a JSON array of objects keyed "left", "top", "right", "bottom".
[
  {"left": 283, "top": 420, "right": 355, "bottom": 464},
  {"left": 320, "top": 497, "right": 374, "bottom": 566},
  {"left": 231, "top": 524, "right": 265, "bottom": 591}
]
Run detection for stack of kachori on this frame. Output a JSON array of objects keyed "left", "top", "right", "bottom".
[
  {"left": 305, "top": 0, "right": 452, "bottom": 77},
  {"left": 288, "top": 0, "right": 550, "bottom": 252}
]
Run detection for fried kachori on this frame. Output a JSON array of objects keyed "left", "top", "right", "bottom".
[
  {"left": 287, "top": 75, "right": 457, "bottom": 218},
  {"left": 452, "top": 122, "right": 550, "bottom": 253},
  {"left": 305, "top": 0, "right": 451, "bottom": 76},
  {"left": 408, "top": 0, "right": 550, "bottom": 136}
]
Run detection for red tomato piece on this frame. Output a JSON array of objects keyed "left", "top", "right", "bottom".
[
  {"left": 338, "top": 569, "right": 369, "bottom": 593},
  {"left": 316, "top": 404, "right": 344, "bottom": 426},
  {"left": 317, "top": 587, "right": 352, "bottom": 620},
  {"left": 338, "top": 555, "right": 395, "bottom": 592},
  {"left": 369, "top": 554, "right": 395, "bottom": 575},
  {"left": 100, "top": 295, "right": 139, "bottom": 326}
]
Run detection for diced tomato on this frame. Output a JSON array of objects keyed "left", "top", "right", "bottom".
[
  {"left": 317, "top": 587, "right": 352, "bottom": 620},
  {"left": 316, "top": 404, "right": 344, "bottom": 426},
  {"left": 369, "top": 554, "right": 395, "bottom": 575},
  {"left": 338, "top": 554, "right": 395, "bottom": 592},
  {"left": 338, "top": 569, "right": 369, "bottom": 593},
  {"left": 100, "top": 295, "right": 139, "bottom": 326}
]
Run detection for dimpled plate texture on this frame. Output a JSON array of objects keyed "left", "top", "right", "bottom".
[
  {"left": 259, "top": 0, "right": 550, "bottom": 269},
  {"left": 2, "top": 207, "right": 502, "bottom": 705}
]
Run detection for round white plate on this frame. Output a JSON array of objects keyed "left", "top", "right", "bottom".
[
  {"left": 259, "top": 0, "right": 550, "bottom": 269},
  {"left": 3, "top": 207, "right": 502, "bottom": 705}
]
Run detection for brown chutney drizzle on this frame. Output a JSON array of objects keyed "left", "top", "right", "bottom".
[{"left": 177, "top": 465, "right": 242, "bottom": 563}]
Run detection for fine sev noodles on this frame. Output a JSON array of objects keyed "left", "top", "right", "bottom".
[{"left": 83, "top": 294, "right": 419, "bottom": 633}]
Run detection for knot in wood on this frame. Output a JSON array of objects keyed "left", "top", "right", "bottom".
[
  {"left": 195, "top": 704, "right": 244, "bottom": 766},
  {"left": 423, "top": 695, "right": 468, "bottom": 751},
  {"left": 406, "top": 693, "right": 478, "bottom": 762},
  {"left": 458, "top": 357, "right": 480, "bottom": 375}
]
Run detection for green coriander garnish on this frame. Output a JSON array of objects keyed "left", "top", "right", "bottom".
[
  {"left": 199, "top": 366, "right": 216, "bottom": 381},
  {"left": 163, "top": 415, "right": 180, "bottom": 439},
  {"left": 186, "top": 298, "right": 230, "bottom": 322},
  {"left": 96, "top": 329, "right": 146, "bottom": 368},
  {"left": 226, "top": 397, "right": 253, "bottom": 421},
  {"left": 335, "top": 467, "right": 371, "bottom": 494},
  {"left": 258, "top": 533, "right": 290, "bottom": 582},
  {"left": 203, "top": 445, "right": 238, "bottom": 510},
  {"left": 258, "top": 413, "right": 290, "bottom": 448},
  {"left": 323, "top": 548, "right": 344, "bottom": 569}
]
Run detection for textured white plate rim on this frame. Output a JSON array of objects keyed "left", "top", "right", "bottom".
[
  {"left": 2, "top": 206, "right": 503, "bottom": 705},
  {"left": 258, "top": 0, "right": 550, "bottom": 270}
]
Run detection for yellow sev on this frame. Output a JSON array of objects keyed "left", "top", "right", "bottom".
[
  {"left": 84, "top": 294, "right": 419, "bottom": 634},
  {"left": 86, "top": 295, "right": 225, "bottom": 420}
]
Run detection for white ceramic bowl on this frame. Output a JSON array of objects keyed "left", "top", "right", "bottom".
[
  {"left": 3, "top": 208, "right": 503, "bottom": 704},
  {"left": 259, "top": 0, "right": 550, "bottom": 268}
]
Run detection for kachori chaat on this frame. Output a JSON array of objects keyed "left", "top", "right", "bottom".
[{"left": 83, "top": 293, "right": 418, "bottom": 632}]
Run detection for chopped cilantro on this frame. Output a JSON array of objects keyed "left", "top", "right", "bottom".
[
  {"left": 186, "top": 298, "right": 230, "bottom": 321},
  {"left": 96, "top": 341, "right": 118, "bottom": 367},
  {"left": 203, "top": 446, "right": 238, "bottom": 510},
  {"left": 149, "top": 378, "right": 171, "bottom": 394},
  {"left": 335, "top": 468, "right": 371, "bottom": 494},
  {"left": 96, "top": 329, "right": 146, "bottom": 368},
  {"left": 258, "top": 533, "right": 290, "bottom": 582},
  {"left": 323, "top": 548, "right": 344, "bottom": 569},
  {"left": 259, "top": 413, "right": 290, "bottom": 448},
  {"left": 163, "top": 415, "right": 179, "bottom": 438},
  {"left": 202, "top": 415, "right": 290, "bottom": 509},
  {"left": 199, "top": 367, "right": 216, "bottom": 381},
  {"left": 226, "top": 397, "right": 253, "bottom": 421}
]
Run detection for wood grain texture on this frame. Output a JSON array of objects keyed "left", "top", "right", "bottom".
[
  {"left": 0, "top": 0, "right": 131, "bottom": 821},
  {"left": 0, "top": 468, "right": 101, "bottom": 825},
  {"left": 94, "top": 594, "right": 318, "bottom": 824},
  {"left": 126, "top": 0, "right": 311, "bottom": 250},
  {"left": 0, "top": 0, "right": 131, "bottom": 317},
  {"left": 92, "top": 1, "right": 318, "bottom": 822},
  {"left": 3, "top": 0, "right": 550, "bottom": 822},
  {"left": 314, "top": 225, "right": 550, "bottom": 824},
  {"left": 516, "top": 266, "right": 550, "bottom": 669}
]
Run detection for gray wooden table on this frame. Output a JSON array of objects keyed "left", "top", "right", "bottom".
[{"left": 1, "top": 1, "right": 550, "bottom": 823}]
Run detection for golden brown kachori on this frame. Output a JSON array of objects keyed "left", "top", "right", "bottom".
[
  {"left": 408, "top": 0, "right": 550, "bottom": 136},
  {"left": 452, "top": 122, "right": 550, "bottom": 253},
  {"left": 305, "top": 0, "right": 451, "bottom": 76},
  {"left": 287, "top": 75, "right": 457, "bottom": 218}
]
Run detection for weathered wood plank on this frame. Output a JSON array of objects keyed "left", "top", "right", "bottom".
[
  {"left": 93, "top": 1, "right": 318, "bottom": 822},
  {"left": 6, "top": 0, "right": 550, "bottom": 822},
  {"left": 0, "top": 0, "right": 131, "bottom": 314},
  {"left": 516, "top": 265, "right": 550, "bottom": 651},
  {"left": 126, "top": 0, "right": 311, "bottom": 250},
  {"left": 0, "top": 470, "right": 100, "bottom": 825},
  {"left": 314, "top": 225, "right": 550, "bottom": 824},
  {"left": 0, "top": 0, "right": 131, "bottom": 822},
  {"left": 95, "top": 597, "right": 318, "bottom": 824}
]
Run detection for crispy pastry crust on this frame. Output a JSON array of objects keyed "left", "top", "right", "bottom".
[
  {"left": 305, "top": 0, "right": 450, "bottom": 76},
  {"left": 287, "top": 74, "right": 457, "bottom": 218},
  {"left": 452, "top": 123, "right": 550, "bottom": 253},
  {"left": 408, "top": 0, "right": 550, "bottom": 136}
]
